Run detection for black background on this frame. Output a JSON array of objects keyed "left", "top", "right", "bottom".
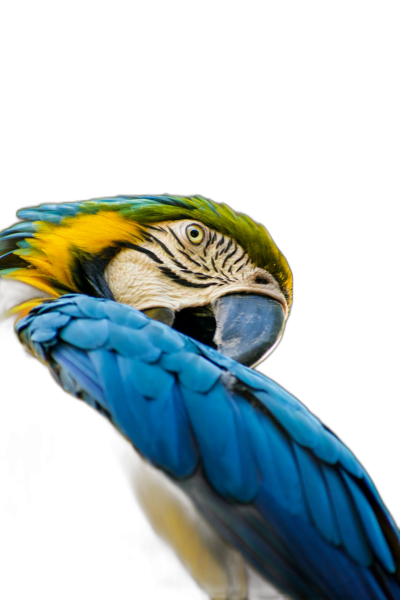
[{"left": 0, "top": 105, "right": 400, "bottom": 597}]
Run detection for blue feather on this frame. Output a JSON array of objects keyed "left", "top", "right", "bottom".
[
  {"left": 56, "top": 304, "right": 85, "bottom": 318},
  {"left": 312, "top": 429, "right": 341, "bottom": 464},
  {"left": 121, "top": 359, "right": 174, "bottom": 400},
  {"left": 31, "top": 328, "right": 58, "bottom": 343},
  {"left": 34, "top": 296, "right": 77, "bottom": 313},
  {"left": 323, "top": 465, "right": 372, "bottom": 566},
  {"left": 52, "top": 345, "right": 106, "bottom": 405},
  {"left": 342, "top": 471, "right": 395, "bottom": 573},
  {"left": 0, "top": 248, "right": 22, "bottom": 260},
  {"left": 107, "top": 323, "right": 161, "bottom": 362},
  {"left": 184, "top": 473, "right": 325, "bottom": 599},
  {"left": 96, "top": 351, "right": 151, "bottom": 453},
  {"left": 60, "top": 318, "right": 109, "bottom": 349},
  {"left": 54, "top": 344, "right": 98, "bottom": 382},
  {"left": 74, "top": 295, "right": 108, "bottom": 319},
  {"left": 145, "top": 383, "right": 198, "bottom": 477},
  {"left": 16, "top": 240, "right": 32, "bottom": 249},
  {"left": 363, "top": 471, "right": 400, "bottom": 550},
  {"left": 37, "top": 203, "right": 81, "bottom": 216},
  {"left": 30, "top": 340, "right": 47, "bottom": 363},
  {"left": 293, "top": 444, "right": 341, "bottom": 545},
  {"left": 255, "top": 483, "right": 390, "bottom": 600},
  {"left": 260, "top": 415, "right": 307, "bottom": 517},
  {"left": 16, "top": 209, "right": 64, "bottom": 223},
  {"left": 116, "top": 354, "right": 198, "bottom": 476},
  {"left": 16, "top": 294, "right": 400, "bottom": 600},
  {"left": 182, "top": 382, "right": 259, "bottom": 501},
  {"left": 144, "top": 320, "right": 186, "bottom": 353},
  {"left": 102, "top": 300, "right": 148, "bottom": 328},
  {"left": 256, "top": 389, "right": 322, "bottom": 449},
  {"left": 161, "top": 351, "right": 221, "bottom": 393},
  {"left": 30, "top": 311, "right": 71, "bottom": 330},
  {"left": 0, "top": 222, "right": 37, "bottom": 235},
  {"left": 0, "top": 231, "right": 35, "bottom": 240}
]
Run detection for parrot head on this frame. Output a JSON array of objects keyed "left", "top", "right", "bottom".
[{"left": 0, "top": 195, "right": 293, "bottom": 367}]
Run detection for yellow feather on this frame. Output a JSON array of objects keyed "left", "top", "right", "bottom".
[
  {"left": 21, "top": 211, "right": 142, "bottom": 291},
  {"left": 0, "top": 211, "right": 143, "bottom": 321},
  {"left": 16, "top": 255, "right": 58, "bottom": 279},
  {"left": 3, "top": 269, "right": 62, "bottom": 297},
  {"left": 7, "top": 297, "right": 52, "bottom": 320}
]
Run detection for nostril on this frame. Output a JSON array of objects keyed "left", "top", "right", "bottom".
[{"left": 254, "top": 276, "right": 270, "bottom": 285}]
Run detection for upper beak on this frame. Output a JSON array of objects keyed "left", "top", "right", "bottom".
[
  {"left": 144, "top": 293, "right": 285, "bottom": 368},
  {"left": 211, "top": 293, "right": 285, "bottom": 367}
]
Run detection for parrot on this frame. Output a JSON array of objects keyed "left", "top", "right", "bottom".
[{"left": 0, "top": 194, "right": 399, "bottom": 600}]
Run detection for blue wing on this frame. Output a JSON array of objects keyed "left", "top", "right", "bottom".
[{"left": 16, "top": 294, "right": 400, "bottom": 600}]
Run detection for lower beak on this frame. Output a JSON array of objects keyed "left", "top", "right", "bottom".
[
  {"left": 211, "top": 293, "right": 285, "bottom": 367},
  {"left": 143, "top": 293, "right": 285, "bottom": 368}
]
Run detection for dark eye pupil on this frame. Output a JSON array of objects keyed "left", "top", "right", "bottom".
[{"left": 190, "top": 230, "right": 199, "bottom": 238}]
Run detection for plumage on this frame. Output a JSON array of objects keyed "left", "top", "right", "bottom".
[
  {"left": 1, "top": 195, "right": 399, "bottom": 599},
  {"left": 343, "top": 472, "right": 396, "bottom": 573},
  {"left": 60, "top": 318, "right": 109, "bottom": 348},
  {"left": 0, "top": 195, "right": 293, "bottom": 308},
  {"left": 293, "top": 445, "right": 341, "bottom": 547},
  {"left": 10, "top": 294, "right": 400, "bottom": 599}
]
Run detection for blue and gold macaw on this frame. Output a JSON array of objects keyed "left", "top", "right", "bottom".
[{"left": 1, "top": 195, "right": 399, "bottom": 600}]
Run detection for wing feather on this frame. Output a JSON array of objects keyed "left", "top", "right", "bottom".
[
  {"left": 293, "top": 445, "right": 342, "bottom": 547},
  {"left": 16, "top": 294, "right": 400, "bottom": 600}
]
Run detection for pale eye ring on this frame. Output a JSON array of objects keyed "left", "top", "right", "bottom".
[{"left": 186, "top": 223, "right": 205, "bottom": 245}]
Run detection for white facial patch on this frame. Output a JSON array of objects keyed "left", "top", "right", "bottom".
[{"left": 104, "top": 220, "right": 288, "bottom": 316}]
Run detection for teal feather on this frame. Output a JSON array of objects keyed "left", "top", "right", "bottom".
[
  {"left": 1, "top": 222, "right": 37, "bottom": 234},
  {"left": 0, "top": 231, "right": 35, "bottom": 240},
  {"left": 16, "top": 209, "right": 65, "bottom": 223}
]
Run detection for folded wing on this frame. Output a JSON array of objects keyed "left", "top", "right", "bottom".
[{"left": 16, "top": 294, "right": 400, "bottom": 600}]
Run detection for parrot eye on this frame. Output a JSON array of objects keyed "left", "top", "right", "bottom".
[{"left": 186, "top": 224, "right": 205, "bottom": 245}]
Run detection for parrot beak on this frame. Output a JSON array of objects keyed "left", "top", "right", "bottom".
[
  {"left": 145, "top": 293, "right": 286, "bottom": 368},
  {"left": 211, "top": 293, "right": 285, "bottom": 367}
]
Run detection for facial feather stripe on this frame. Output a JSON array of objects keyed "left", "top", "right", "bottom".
[
  {"left": 104, "top": 219, "right": 288, "bottom": 316},
  {"left": 0, "top": 195, "right": 293, "bottom": 309}
]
